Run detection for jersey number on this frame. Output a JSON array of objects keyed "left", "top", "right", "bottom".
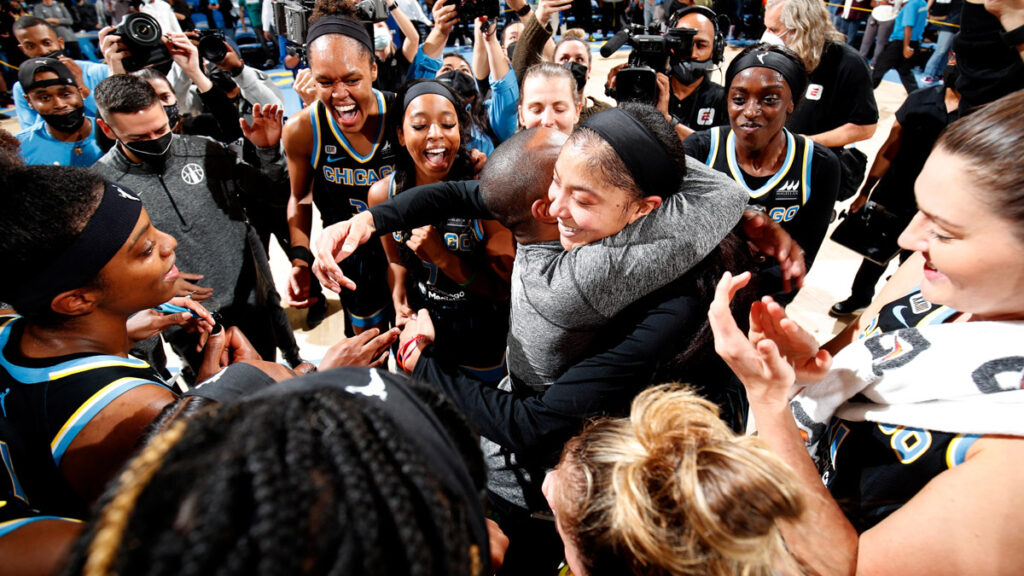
[
  {"left": 878, "top": 424, "right": 933, "bottom": 464},
  {"left": 349, "top": 199, "right": 369, "bottom": 214}
]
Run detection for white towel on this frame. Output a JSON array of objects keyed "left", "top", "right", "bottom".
[{"left": 790, "top": 321, "right": 1024, "bottom": 459}]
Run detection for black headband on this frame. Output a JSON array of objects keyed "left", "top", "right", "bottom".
[
  {"left": 725, "top": 49, "right": 806, "bottom": 102},
  {"left": 248, "top": 368, "right": 491, "bottom": 574},
  {"left": 10, "top": 181, "right": 143, "bottom": 315},
  {"left": 580, "top": 108, "right": 682, "bottom": 199},
  {"left": 403, "top": 80, "right": 459, "bottom": 111},
  {"left": 306, "top": 15, "right": 373, "bottom": 54}
]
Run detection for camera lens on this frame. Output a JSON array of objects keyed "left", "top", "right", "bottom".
[
  {"left": 198, "top": 35, "right": 228, "bottom": 64},
  {"left": 124, "top": 13, "right": 163, "bottom": 46}
]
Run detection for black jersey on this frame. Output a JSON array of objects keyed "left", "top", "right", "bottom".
[
  {"left": 693, "top": 126, "right": 839, "bottom": 265},
  {"left": 388, "top": 179, "right": 509, "bottom": 380},
  {"left": 826, "top": 289, "right": 976, "bottom": 532},
  {"left": 310, "top": 90, "right": 400, "bottom": 226},
  {"left": 0, "top": 316, "right": 168, "bottom": 519}
]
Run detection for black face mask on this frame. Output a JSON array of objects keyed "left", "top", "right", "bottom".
[
  {"left": 506, "top": 41, "right": 517, "bottom": 62},
  {"left": 437, "top": 70, "right": 478, "bottom": 101},
  {"left": 670, "top": 58, "right": 714, "bottom": 86},
  {"left": 43, "top": 48, "right": 65, "bottom": 59},
  {"left": 943, "top": 65, "right": 960, "bottom": 91},
  {"left": 123, "top": 131, "right": 174, "bottom": 164},
  {"left": 564, "top": 61, "right": 588, "bottom": 92},
  {"left": 163, "top": 103, "right": 180, "bottom": 130},
  {"left": 41, "top": 106, "right": 86, "bottom": 133}
]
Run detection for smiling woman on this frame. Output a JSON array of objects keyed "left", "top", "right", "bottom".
[
  {"left": 684, "top": 42, "right": 839, "bottom": 299},
  {"left": 367, "top": 80, "right": 514, "bottom": 382}
]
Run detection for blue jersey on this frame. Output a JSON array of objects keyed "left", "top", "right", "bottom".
[
  {"left": 16, "top": 117, "right": 104, "bottom": 167},
  {"left": 13, "top": 59, "right": 109, "bottom": 129}
]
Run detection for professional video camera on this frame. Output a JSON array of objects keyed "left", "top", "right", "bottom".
[
  {"left": 114, "top": 12, "right": 172, "bottom": 72},
  {"left": 272, "top": 0, "right": 391, "bottom": 50},
  {"left": 602, "top": 23, "right": 696, "bottom": 104}
]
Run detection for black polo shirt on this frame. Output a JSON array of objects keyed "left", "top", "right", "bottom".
[
  {"left": 787, "top": 41, "right": 878, "bottom": 137},
  {"left": 669, "top": 76, "right": 728, "bottom": 131}
]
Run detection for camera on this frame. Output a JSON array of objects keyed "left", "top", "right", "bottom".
[
  {"left": 114, "top": 12, "right": 172, "bottom": 72},
  {"left": 272, "top": 0, "right": 390, "bottom": 46},
  {"left": 196, "top": 30, "right": 229, "bottom": 64},
  {"left": 453, "top": 0, "right": 500, "bottom": 22},
  {"left": 603, "top": 24, "right": 696, "bottom": 104}
]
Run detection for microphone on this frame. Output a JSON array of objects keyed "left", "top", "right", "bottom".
[{"left": 599, "top": 29, "right": 631, "bottom": 58}]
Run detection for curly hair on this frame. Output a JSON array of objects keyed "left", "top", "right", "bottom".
[
  {"left": 0, "top": 157, "right": 105, "bottom": 323},
  {"left": 766, "top": 0, "right": 843, "bottom": 73},
  {"left": 551, "top": 384, "right": 805, "bottom": 576}
]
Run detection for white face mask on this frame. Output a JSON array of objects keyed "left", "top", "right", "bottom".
[
  {"left": 761, "top": 30, "right": 787, "bottom": 46},
  {"left": 374, "top": 27, "right": 391, "bottom": 51}
]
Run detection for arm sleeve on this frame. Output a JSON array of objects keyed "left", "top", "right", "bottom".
[
  {"left": 412, "top": 282, "right": 704, "bottom": 460},
  {"left": 234, "top": 67, "right": 285, "bottom": 108},
  {"left": 369, "top": 180, "right": 493, "bottom": 233},
  {"left": 197, "top": 87, "right": 245, "bottom": 142},
  {"left": 486, "top": 68, "right": 519, "bottom": 143},
  {"left": 511, "top": 13, "right": 551, "bottom": 88},
  {"left": 407, "top": 44, "right": 442, "bottom": 81},
  {"left": 793, "top": 143, "right": 841, "bottom": 266},
  {"left": 533, "top": 160, "right": 749, "bottom": 323}
]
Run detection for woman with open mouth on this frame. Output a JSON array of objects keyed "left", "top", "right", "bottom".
[
  {"left": 368, "top": 80, "right": 514, "bottom": 383},
  {"left": 685, "top": 42, "right": 840, "bottom": 300}
]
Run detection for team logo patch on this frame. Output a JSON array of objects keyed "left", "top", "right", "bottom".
[
  {"left": 805, "top": 83, "right": 824, "bottom": 101},
  {"left": 181, "top": 163, "right": 205, "bottom": 185},
  {"left": 775, "top": 180, "right": 800, "bottom": 201},
  {"left": 697, "top": 108, "right": 716, "bottom": 126},
  {"left": 324, "top": 144, "right": 337, "bottom": 154}
]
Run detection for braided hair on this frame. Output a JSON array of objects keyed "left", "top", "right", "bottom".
[{"left": 64, "top": 371, "right": 487, "bottom": 576}]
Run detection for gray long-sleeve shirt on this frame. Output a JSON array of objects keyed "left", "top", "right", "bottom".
[{"left": 92, "top": 134, "right": 286, "bottom": 312}]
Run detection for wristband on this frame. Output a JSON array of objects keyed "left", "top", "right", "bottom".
[
  {"left": 288, "top": 245, "right": 315, "bottom": 266},
  {"left": 397, "top": 335, "right": 427, "bottom": 372},
  {"left": 517, "top": 4, "right": 531, "bottom": 16},
  {"left": 1002, "top": 23, "right": 1024, "bottom": 46},
  {"left": 667, "top": 115, "right": 679, "bottom": 128}
]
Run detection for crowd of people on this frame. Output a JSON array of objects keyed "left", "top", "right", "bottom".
[{"left": 1, "top": 0, "right": 1024, "bottom": 573}]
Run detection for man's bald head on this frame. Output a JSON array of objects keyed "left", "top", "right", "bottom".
[{"left": 480, "top": 127, "right": 567, "bottom": 240}]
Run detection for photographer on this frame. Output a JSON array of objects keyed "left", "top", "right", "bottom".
[
  {"left": 509, "top": 0, "right": 613, "bottom": 122},
  {"left": 657, "top": 6, "right": 728, "bottom": 136},
  {"left": 371, "top": 1, "right": 420, "bottom": 92}
]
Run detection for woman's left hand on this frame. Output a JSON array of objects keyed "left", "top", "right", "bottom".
[
  {"left": 406, "top": 225, "right": 450, "bottom": 267},
  {"left": 126, "top": 296, "right": 216, "bottom": 343},
  {"left": 708, "top": 271, "right": 797, "bottom": 410}
]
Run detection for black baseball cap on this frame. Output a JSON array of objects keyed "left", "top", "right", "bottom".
[{"left": 18, "top": 57, "right": 78, "bottom": 92}]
